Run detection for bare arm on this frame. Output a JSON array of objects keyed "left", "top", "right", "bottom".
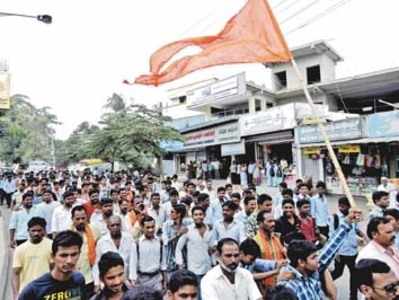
[
  {"left": 9, "top": 229, "right": 16, "bottom": 248},
  {"left": 12, "top": 267, "right": 21, "bottom": 298},
  {"left": 253, "top": 269, "right": 279, "bottom": 280}
]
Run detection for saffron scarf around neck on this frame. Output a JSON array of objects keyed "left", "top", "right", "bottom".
[{"left": 72, "top": 224, "right": 96, "bottom": 267}]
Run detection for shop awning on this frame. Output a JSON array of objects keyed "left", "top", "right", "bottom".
[
  {"left": 258, "top": 139, "right": 294, "bottom": 145},
  {"left": 298, "top": 136, "right": 399, "bottom": 148},
  {"left": 245, "top": 130, "right": 294, "bottom": 144}
]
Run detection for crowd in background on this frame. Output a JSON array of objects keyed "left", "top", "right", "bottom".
[{"left": 2, "top": 167, "right": 399, "bottom": 300}]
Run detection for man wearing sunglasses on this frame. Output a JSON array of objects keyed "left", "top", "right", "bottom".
[{"left": 355, "top": 259, "right": 399, "bottom": 300}]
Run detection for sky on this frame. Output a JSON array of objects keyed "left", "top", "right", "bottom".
[{"left": 1, "top": 0, "right": 399, "bottom": 139}]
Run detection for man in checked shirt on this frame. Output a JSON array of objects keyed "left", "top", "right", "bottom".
[{"left": 278, "top": 208, "right": 361, "bottom": 300}]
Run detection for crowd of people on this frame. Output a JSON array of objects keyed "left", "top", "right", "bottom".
[
  {"left": 2, "top": 168, "right": 399, "bottom": 300},
  {"left": 183, "top": 158, "right": 293, "bottom": 189}
]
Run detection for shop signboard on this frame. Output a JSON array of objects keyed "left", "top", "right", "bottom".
[
  {"left": 183, "top": 122, "right": 240, "bottom": 149},
  {"left": 240, "top": 104, "right": 296, "bottom": 136},
  {"left": 338, "top": 145, "right": 360, "bottom": 154},
  {"left": 184, "top": 128, "right": 216, "bottom": 148},
  {"left": 367, "top": 110, "right": 399, "bottom": 138},
  {"left": 221, "top": 141, "right": 246, "bottom": 156},
  {"left": 297, "top": 118, "right": 362, "bottom": 144},
  {"left": 215, "top": 123, "right": 240, "bottom": 144},
  {"left": 189, "top": 73, "right": 246, "bottom": 106},
  {"left": 0, "top": 72, "right": 10, "bottom": 110},
  {"left": 160, "top": 140, "right": 184, "bottom": 152},
  {"left": 303, "top": 147, "right": 320, "bottom": 155}
]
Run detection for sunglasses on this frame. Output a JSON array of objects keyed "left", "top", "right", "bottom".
[{"left": 376, "top": 281, "right": 399, "bottom": 295}]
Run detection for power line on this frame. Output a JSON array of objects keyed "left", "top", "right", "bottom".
[
  {"left": 286, "top": 0, "right": 353, "bottom": 35},
  {"left": 274, "top": 0, "right": 292, "bottom": 9},
  {"left": 276, "top": 0, "right": 303, "bottom": 14},
  {"left": 281, "top": 0, "right": 321, "bottom": 24}
]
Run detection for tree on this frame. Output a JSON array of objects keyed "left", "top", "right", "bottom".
[
  {"left": 88, "top": 95, "right": 182, "bottom": 170},
  {"left": 0, "top": 95, "right": 60, "bottom": 165},
  {"left": 62, "top": 121, "right": 100, "bottom": 163}
]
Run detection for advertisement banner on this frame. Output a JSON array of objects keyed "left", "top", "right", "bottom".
[
  {"left": 367, "top": 111, "right": 399, "bottom": 138},
  {"left": 184, "top": 128, "right": 216, "bottom": 148},
  {"left": 221, "top": 141, "right": 246, "bottom": 156},
  {"left": 303, "top": 147, "right": 320, "bottom": 155},
  {"left": 240, "top": 104, "right": 296, "bottom": 136},
  {"left": 338, "top": 145, "right": 360, "bottom": 153},
  {"left": 188, "top": 73, "right": 246, "bottom": 106},
  {"left": 0, "top": 72, "right": 10, "bottom": 110},
  {"left": 297, "top": 118, "right": 362, "bottom": 144},
  {"left": 183, "top": 122, "right": 240, "bottom": 149},
  {"left": 215, "top": 123, "right": 240, "bottom": 144}
]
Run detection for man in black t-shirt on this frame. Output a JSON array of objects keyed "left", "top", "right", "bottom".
[{"left": 18, "top": 230, "right": 87, "bottom": 300}]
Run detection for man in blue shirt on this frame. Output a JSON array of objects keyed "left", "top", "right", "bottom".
[
  {"left": 330, "top": 197, "right": 366, "bottom": 300},
  {"left": 278, "top": 208, "right": 361, "bottom": 300},
  {"left": 9, "top": 191, "right": 42, "bottom": 247},
  {"left": 311, "top": 181, "right": 330, "bottom": 239}
]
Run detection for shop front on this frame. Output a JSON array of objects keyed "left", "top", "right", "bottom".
[
  {"left": 179, "top": 121, "right": 241, "bottom": 178},
  {"left": 366, "top": 110, "right": 399, "bottom": 182},
  {"left": 240, "top": 104, "right": 297, "bottom": 164},
  {"left": 295, "top": 117, "right": 378, "bottom": 195}
]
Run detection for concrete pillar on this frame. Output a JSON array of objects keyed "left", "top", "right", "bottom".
[
  {"left": 248, "top": 96, "right": 256, "bottom": 114},
  {"left": 261, "top": 97, "right": 267, "bottom": 111}
]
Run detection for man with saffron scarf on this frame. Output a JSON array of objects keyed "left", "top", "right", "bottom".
[
  {"left": 71, "top": 205, "right": 100, "bottom": 297},
  {"left": 253, "top": 211, "right": 286, "bottom": 288}
]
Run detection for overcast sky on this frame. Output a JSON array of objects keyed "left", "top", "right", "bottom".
[{"left": 2, "top": 0, "right": 399, "bottom": 139}]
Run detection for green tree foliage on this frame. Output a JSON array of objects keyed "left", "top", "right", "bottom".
[
  {"left": 0, "top": 95, "right": 59, "bottom": 164},
  {"left": 61, "top": 121, "right": 100, "bottom": 163},
  {"left": 62, "top": 94, "right": 182, "bottom": 169}
]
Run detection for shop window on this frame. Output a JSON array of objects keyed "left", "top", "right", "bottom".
[
  {"left": 178, "top": 95, "right": 187, "bottom": 104},
  {"left": 274, "top": 71, "right": 287, "bottom": 89},
  {"left": 307, "top": 65, "right": 321, "bottom": 85},
  {"left": 255, "top": 99, "right": 262, "bottom": 112}
]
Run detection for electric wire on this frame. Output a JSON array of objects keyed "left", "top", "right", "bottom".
[{"left": 286, "top": 0, "right": 353, "bottom": 35}]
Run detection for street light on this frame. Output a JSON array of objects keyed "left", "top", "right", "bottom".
[
  {"left": 0, "top": 12, "right": 52, "bottom": 24},
  {"left": 378, "top": 99, "right": 399, "bottom": 110}
]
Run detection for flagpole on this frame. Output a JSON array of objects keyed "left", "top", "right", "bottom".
[{"left": 290, "top": 58, "right": 357, "bottom": 208}]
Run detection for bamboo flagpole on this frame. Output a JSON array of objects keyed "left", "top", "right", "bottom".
[{"left": 290, "top": 58, "right": 357, "bottom": 208}]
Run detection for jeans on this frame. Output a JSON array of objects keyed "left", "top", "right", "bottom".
[{"left": 331, "top": 254, "right": 358, "bottom": 300}]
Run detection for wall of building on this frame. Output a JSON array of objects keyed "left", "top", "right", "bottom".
[{"left": 271, "top": 54, "right": 337, "bottom": 91}]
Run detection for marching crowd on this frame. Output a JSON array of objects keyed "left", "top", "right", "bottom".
[{"left": 3, "top": 169, "right": 399, "bottom": 300}]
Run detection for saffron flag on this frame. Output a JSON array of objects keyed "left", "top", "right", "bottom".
[{"left": 130, "top": 0, "right": 292, "bottom": 86}]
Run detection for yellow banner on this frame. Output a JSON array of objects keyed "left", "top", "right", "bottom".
[
  {"left": 302, "top": 116, "right": 325, "bottom": 125},
  {"left": 338, "top": 145, "right": 360, "bottom": 153},
  {"left": 303, "top": 147, "right": 320, "bottom": 155},
  {"left": 0, "top": 72, "right": 10, "bottom": 110}
]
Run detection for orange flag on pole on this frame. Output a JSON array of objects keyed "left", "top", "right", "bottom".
[{"left": 130, "top": 0, "right": 292, "bottom": 86}]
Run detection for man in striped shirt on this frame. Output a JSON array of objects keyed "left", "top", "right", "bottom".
[{"left": 278, "top": 208, "right": 361, "bottom": 300}]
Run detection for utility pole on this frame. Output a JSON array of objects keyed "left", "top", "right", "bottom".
[{"left": 51, "top": 135, "right": 56, "bottom": 168}]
